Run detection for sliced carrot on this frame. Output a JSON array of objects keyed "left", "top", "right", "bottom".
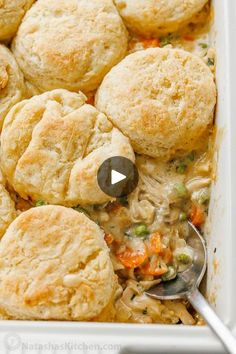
[
  {"left": 183, "top": 35, "right": 195, "bottom": 41},
  {"left": 105, "top": 201, "right": 122, "bottom": 213},
  {"left": 16, "top": 198, "right": 32, "bottom": 211},
  {"left": 162, "top": 247, "right": 173, "bottom": 265},
  {"left": 149, "top": 232, "right": 163, "bottom": 254},
  {"left": 87, "top": 95, "right": 95, "bottom": 105},
  {"left": 116, "top": 246, "right": 147, "bottom": 269},
  {"left": 140, "top": 260, "right": 168, "bottom": 277},
  {"left": 104, "top": 233, "right": 114, "bottom": 245},
  {"left": 142, "top": 38, "right": 160, "bottom": 49},
  {"left": 190, "top": 204, "right": 205, "bottom": 227}
]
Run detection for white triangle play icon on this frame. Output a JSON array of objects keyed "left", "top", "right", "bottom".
[
  {"left": 97, "top": 156, "right": 139, "bottom": 197},
  {"left": 111, "top": 170, "right": 126, "bottom": 185}
]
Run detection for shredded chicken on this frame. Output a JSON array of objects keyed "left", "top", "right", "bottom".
[{"left": 115, "top": 280, "right": 195, "bottom": 325}]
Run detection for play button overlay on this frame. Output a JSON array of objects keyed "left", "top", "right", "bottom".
[
  {"left": 97, "top": 156, "right": 139, "bottom": 198},
  {"left": 111, "top": 170, "right": 126, "bottom": 185}
]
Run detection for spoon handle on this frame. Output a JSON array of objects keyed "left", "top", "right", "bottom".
[{"left": 187, "top": 288, "right": 236, "bottom": 354}]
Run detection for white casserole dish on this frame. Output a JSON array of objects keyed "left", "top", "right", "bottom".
[{"left": 0, "top": 0, "right": 235, "bottom": 353}]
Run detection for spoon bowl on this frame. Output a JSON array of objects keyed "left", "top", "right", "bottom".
[
  {"left": 146, "top": 222, "right": 207, "bottom": 300},
  {"left": 145, "top": 222, "right": 236, "bottom": 354}
]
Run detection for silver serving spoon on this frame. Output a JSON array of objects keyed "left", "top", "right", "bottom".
[{"left": 146, "top": 222, "right": 236, "bottom": 354}]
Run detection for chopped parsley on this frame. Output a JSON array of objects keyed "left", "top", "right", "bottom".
[
  {"left": 176, "top": 163, "right": 187, "bottom": 174},
  {"left": 72, "top": 206, "right": 90, "bottom": 217},
  {"left": 142, "top": 308, "right": 148, "bottom": 315},
  {"left": 160, "top": 34, "right": 173, "bottom": 47},
  {"left": 187, "top": 151, "right": 195, "bottom": 161},
  {"left": 207, "top": 58, "right": 215, "bottom": 66},
  {"left": 118, "top": 195, "right": 128, "bottom": 206},
  {"left": 35, "top": 200, "right": 45, "bottom": 207}
]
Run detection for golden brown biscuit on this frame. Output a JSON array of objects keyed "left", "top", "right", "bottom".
[
  {"left": 95, "top": 48, "right": 216, "bottom": 159},
  {"left": 0, "top": 163, "right": 16, "bottom": 237},
  {"left": 1, "top": 89, "right": 134, "bottom": 206},
  {"left": 0, "top": 44, "right": 26, "bottom": 129},
  {"left": 114, "top": 0, "right": 208, "bottom": 37},
  {"left": 93, "top": 282, "right": 122, "bottom": 322},
  {"left": 0, "top": 183, "right": 16, "bottom": 238},
  {"left": 12, "top": 0, "right": 128, "bottom": 93},
  {"left": 0, "top": 205, "right": 117, "bottom": 320},
  {"left": 0, "top": 0, "right": 35, "bottom": 41}
]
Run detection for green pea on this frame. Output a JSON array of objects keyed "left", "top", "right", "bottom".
[
  {"left": 134, "top": 224, "right": 149, "bottom": 237},
  {"left": 174, "top": 183, "right": 188, "bottom": 198},
  {"left": 177, "top": 253, "right": 192, "bottom": 265},
  {"left": 179, "top": 212, "right": 187, "bottom": 222},
  {"left": 199, "top": 43, "right": 208, "bottom": 49}
]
